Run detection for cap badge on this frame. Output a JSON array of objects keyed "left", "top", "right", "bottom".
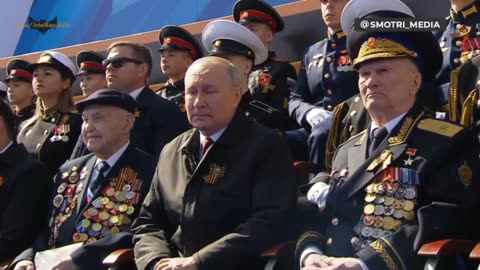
[{"left": 214, "top": 40, "right": 222, "bottom": 48}]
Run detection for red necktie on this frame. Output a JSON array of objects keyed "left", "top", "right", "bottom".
[{"left": 201, "top": 137, "right": 213, "bottom": 156}]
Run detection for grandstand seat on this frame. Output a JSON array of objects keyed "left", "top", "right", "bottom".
[{"left": 418, "top": 239, "right": 478, "bottom": 270}]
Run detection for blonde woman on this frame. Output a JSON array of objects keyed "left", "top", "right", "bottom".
[{"left": 17, "top": 51, "right": 82, "bottom": 175}]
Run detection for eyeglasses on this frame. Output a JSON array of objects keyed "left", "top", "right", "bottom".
[{"left": 102, "top": 57, "right": 143, "bottom": 68}]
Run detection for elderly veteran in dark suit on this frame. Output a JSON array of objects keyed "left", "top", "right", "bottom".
[
  {"left": 132, "top": 56, "right": 297, "bottom": 270},
  {"left": 12, "top": 90, "right": 156, "bottom": 270},
  {"left": 296, "top": 0, "right": 480, "bottom": 269},
  {"left": 0, "top": 98, "right": 51, "bottom": 262}
]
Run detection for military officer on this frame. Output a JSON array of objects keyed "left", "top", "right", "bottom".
[
  {"left": 203, "top": 19, "right": 292, "bottom": 132},
  {"left": 296, "top": 1, "right": 480, "bottom": 270},
  {"left": 156, "top": 25, "right": 203, "bottom": 113},
  {"left": 4, "top": 58, "right": 36, "bottom": 128},
  {"left": 76, "top": 50, "right": 107, "bottom": 97},
  {"left": 287, "top": 0, "right": 358, "bottom": 163},
  {"left": 436, "top": 0, "right": 480, "bottom": 86},
  {"left": 0, "top": 99, "right": 51, "bottom": 262},
  {"left": 17, "top": 51, "right": 82, "bottom": 176},
  {"left": 233, "top": 0, "right": 298, "bottom": 131},
  {"left": 12, "top": 90, "right": 156, "bottom": 270}
]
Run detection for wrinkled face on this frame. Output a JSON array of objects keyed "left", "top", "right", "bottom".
[
  {"left": 160, "top": 49, "right": 192, "bottom": 79},
  {"left": 320, "top": 0, "right": 349, "bottom": 32},
  {"left": 81, "top": 104, "right": 134, "bottom": 158},
  {"left": 185, "top": 61, "right": 242, "bottom": 136},
  {"left": 243, "top": 21, "right": 273, "bottom": 48},
  {"left": 358, "top": 57, "right": 421, "bottom": 120},
  {"left": 32, "top": 65, "right": 70, "bottom": 98},
  {"left": 79, "top": 73, "right": 107, "bottom": 97},
  {"left": 105, "top": 46, "right": 146, "bottom": 91},
  {"left": 7, "top": 79, "right": 34, "bottom": 106}
]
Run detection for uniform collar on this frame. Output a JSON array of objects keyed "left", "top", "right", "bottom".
[
  {"left": 166, "top": 78, "right": 185, "bottom": 90},
  {"left": 450, "top": 0, "right": 480, "bottom": 22},
  {"left": 328, "top": 30, "right": 346, "bottom": 42}
]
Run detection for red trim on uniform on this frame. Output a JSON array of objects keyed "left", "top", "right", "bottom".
[
  {"left": 10, "top": 69, "right": 33, "bottom": 80},
  {"left": 164, "top": 36, "right": 198, "bottom": 59},
  {"left": 80, "top": 61, "right": 105, "bottom": 70},
  {"left": 240, "top": 10, "right": 277, "bottom": 32}
]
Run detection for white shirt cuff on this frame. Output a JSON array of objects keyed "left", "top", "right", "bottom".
[
  {"left": 300, "top": 246, "right": 323, "bottom": 268},
  {"left": 357, "top": 258, "right": 370, "bottom": 270}
]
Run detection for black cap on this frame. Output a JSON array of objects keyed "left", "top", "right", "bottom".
[
  {"left": 210, "top": 39, "right": 255, "bottom": 61},
  {"left": 76, "top": 50, "right": 106, "bottom": 75},
  {"left": 75, "top": 89, "right": 136, "bottom": 113},
  {"left": 158, "top": 25, "right": 204, "bottom": 60},
  {"left": 233, "top": 0, "right": 284, "bottom": 33},
  {"left": 5, "top": 59, "right": 32, "bottom": 82}
]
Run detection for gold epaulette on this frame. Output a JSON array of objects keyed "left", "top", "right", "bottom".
[
  {"left": 449, "top": 65, "right": 462, "bottom": 123},
  {"left": 417, "top": 118, "right": 464, "bottom": 137},
  {"left": 324, "top": 101, "right": 349, "bottom": 170}
]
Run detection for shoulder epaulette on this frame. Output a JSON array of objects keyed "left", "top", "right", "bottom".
[{"left": 417, "top": 118, "right": 463, "bottom": 137}]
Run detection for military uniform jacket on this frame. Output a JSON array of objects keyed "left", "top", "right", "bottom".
[
  {"left": 436, "top": 0, "right": 480, "bottom": 85},
  {"left": 289, "top": 31, "right": 358, "bottom": 130},
  {"left": 12, "top": 144, "right": 156, "bottom": 270},
  {"left": 132, "top": 114, "right": 297, "bottom": 270},
  {"left": 0, "top": 142, "right": 51, "bottom": 261},
  {"left": 248, "top": 51, "right": 297, "bottom": 130},
  {"left": 17, "top": 110, "right": 82, "bottom": 176},
  {"left": 70, "top": 86, "right": 189, "bottom": 161},
  {"left": 157, "top": 79, "right": 187, "bottom": 113},
  {"left": 13, "top": 103, "right": 35, "bottom": 130},
  {"left": 296, "top": 106, "right": 480, "bottom": 270}
]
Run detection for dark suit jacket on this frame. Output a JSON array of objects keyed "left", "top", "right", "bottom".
[
  {"left": 12, "top": 144, "right": 156, "bottom": 270},
  {"left": 17, "top": 110, "right": 82, "bottom": 176},
  {"left": 70, "top": 86, "right": 189, "bottom": 160},
  {"left": 0, "top": 142, "right": 51, "bottom": 261},
  {"left": 296, "top": 106, "right": 480, "bottom": 269},
  {"left": 132, "top": 114, "right": 297, "bottom": 270}
]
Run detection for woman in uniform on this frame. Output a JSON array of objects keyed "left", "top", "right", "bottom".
[
  {"left": 5, "top": 59, "right": 36, "bottom": 129},
  {"left": 17, "top": 51, "right": 82, "bottom": 176}
]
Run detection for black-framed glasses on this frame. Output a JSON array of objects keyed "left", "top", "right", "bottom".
[{"left": 102, "top": 57, "right": 143, "bottom": 68}]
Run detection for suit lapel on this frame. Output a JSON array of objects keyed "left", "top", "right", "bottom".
[
  {"left": 75, "top": 156, "right": 96, "bottom": 215},
  {"left": 347, "top": 131, "right": 368, "bottom": 173}
]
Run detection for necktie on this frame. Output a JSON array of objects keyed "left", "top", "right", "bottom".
[
  {"left": 201, "top": 137, "right": 214, "bottom": 157},
  {"left": 87, "top": 161, "right": 110, "bottom": 202},
  {"left": 368, "top": 126, "right": 388, "bottom": 156}
]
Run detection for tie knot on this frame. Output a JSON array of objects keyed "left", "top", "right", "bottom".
[
  {"left": 372, "top": 126, "right": 388, "bottom": 139},
  {"left": 96, "top": 161, "right": 110, "bottom": 174},
  {"left": 202, "top": 137, "right": 214, "bottom": 156}
]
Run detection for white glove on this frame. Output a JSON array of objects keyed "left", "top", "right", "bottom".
[
  {"left": 306, "top": 108, "right": 333, "bottom": 130},
  {"left": 307, "top": 182, "right": 330, "bottom": 208}
]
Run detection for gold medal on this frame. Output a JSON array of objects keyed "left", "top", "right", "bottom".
[{"left": 364, "top": 204, "right": 375, "bottom": 215}]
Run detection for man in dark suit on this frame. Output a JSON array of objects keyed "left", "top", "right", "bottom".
[
  {"left": 70, "top": 41, "right": 189, "bottom": 160},
  {"left": 233, "top": 0, "right": 298, "bottom": 132},
  {"left": 296, "top": 0, "right": 480, "bottom": 269},
  {"left": 0, "top": 99, "right": 51, "bottom": 262},
  {"left": 132, "top": 56, "right": 297, "bottom": 270},
  {"left": 287, "top": 0, "right": 358, "bottom": 163},
  {"left": 13, "top": 90, "right": 156, "bottom": 270}
]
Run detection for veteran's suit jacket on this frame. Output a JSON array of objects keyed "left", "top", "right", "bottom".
[
  {"left": 289, "top": 32, "right": 358, "bottom": 130},
  {"left": 0, "top": 142, "right": 51, "bottom": 261},
  {"left": 70, "top": 86, "right": 189, "bottom": 160},
  {"left": 132, "top": 114, "right": 298, "bottom": 270},
  {"left": 12, "top": 144, "right": 156, "bottom": 270},
  {"left": 296, "top": 106, "right": 480, "bottom": 270}
]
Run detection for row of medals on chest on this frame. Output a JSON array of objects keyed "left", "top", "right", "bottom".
[
  {"left": 354, "top": 173, "right": 417, "bottom": 247},
  {"left": 52, "top": 166, "right": 137, "bottom": 242}
]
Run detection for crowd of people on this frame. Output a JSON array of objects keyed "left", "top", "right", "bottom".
[{"left": 1, "top": 0, "right": 480, "bottom": 269}]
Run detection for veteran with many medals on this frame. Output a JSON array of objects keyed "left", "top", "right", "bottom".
[
  {"left": 12, "top": 90, "right": 156, "bottom": 270},
  {"left": 16, "top": 51, "right": 82, "bottom": 176},
  {"left": 296, "top": 1, "right": 480, "bottom": 269}
]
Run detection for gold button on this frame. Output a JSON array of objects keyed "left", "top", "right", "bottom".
[
  {"left": 36, "top": 143, "right": 41, "bottom": 149},
  {"left": 351, "top": 237, "right": 360, "bottom": 246},
  {"left": 327, "top": 104, "right": 333, "bottom": 110},
  {"left": 354, "top": 96, "right": 360, "bottom": 102},
  {"left": 331, "top": 43, "right": 336, "bottom": 49},
  {"left": 331, "top": 217, "right": 339, "bottom": 225},
  {"left": 326, "top": 57, "right": 332, "bottom": 62},
  {"left": 51, "top": 118, "right": 56, "bottom": 123},
  {"left": 324, "top": 73, "right": 330, "bottom": 79},
  {"left": 326, "top": 89, "right": 333, "bottom": 95},
  {"left": 43, "top": 130, "right": 49, "bottom": 135},
  {"left": 326, "top": 237, "right": 333, "bottom": 245},
  {"left": 455, "top": 40, "right": 463, "bottom": 47},
  {"left": 453, "top": 58, "right": 460, "bottom": 64}
]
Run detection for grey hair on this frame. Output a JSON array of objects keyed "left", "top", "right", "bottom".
[{"left": 188, "top": 56, "right": 242, "bottom": 88}]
